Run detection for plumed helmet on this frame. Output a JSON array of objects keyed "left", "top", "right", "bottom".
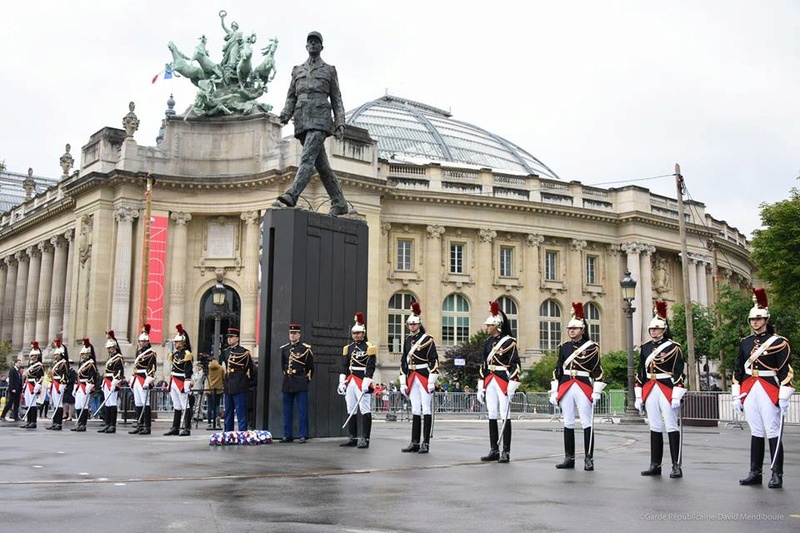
[
  {"left": 138, "top": 323, "right": 151, "bottom": 342},
  {"left": 406, "top": 301, "right": 422, "bottom": 325},
  {"left": 80, "top": 337, "right": 92, "bottom": 356},
  {"left": 567, "top": 302, "right": 586, "bottom": 329},
  {"left": 29, "top": 341, "right": 41, "bottom": 358},
  {"left": 484, "top": 301, "right": 503, "bottom": 327},
  {"left": 53, "top": 338, "right": 65, "bottom": 356},
  {"left": 105, "top": 330, "right": 118, "bottom": 349},
  {"left": 351, "top": 312, "right": 366, "bottom": 333},
  {"left": 748, "top": 288, "right": 770, "bottom": 320},
  {"left": 173, "top": 323, "right": 187, "bottom": 343},
  {"left": 649, "top": 301, "right": 669, "bottom": 330}
]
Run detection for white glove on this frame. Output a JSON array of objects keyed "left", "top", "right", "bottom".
[
  {"left": 184, "top": 380, "right": 193, "bottom": 393},
  {"left": 591, "top": 392, "right": 601, "bottom": 401},
  {"left": 507, "top": 380, "right": 520, "bottom": 396},
  {"left": 336, "top": 382, "right": 346, "bottom": 396},
  {"left": 33, "top": 383, "right": 42, "bottom": 394},
  {"left": 779, "top": 399, "right": 789, "bottom": 416},
  {"left": 110, "top": 378, "right": 119, "bottom": 391},
  {"left": 427, "top": 379, "right": 436, "bottom": 393},
  {"left": 671, "top": 398, "right": 681, "bottom": 410},
  {"left": 549, "top": 392, "right": 557, "bottom": 406},
  {"left": 85, "top": 383, "right": 94, "bottom": 394},
  {"left": 361, "top": 377, "right": 373, "bottom": 393},
  {"left": 477, "top": 389, "right": 485, "bottom": 405},
  {"left": 143, "top": 376, "right": 154, "bottom": 389},
  {"left": 634, "top": 398, "right": 643, "bottom": 413},
  {"left": 731, "top": 398, "right": 743, "bottom": 414},
  {"left": 400, "top": 383, "right": 408, "bottom": 397}
]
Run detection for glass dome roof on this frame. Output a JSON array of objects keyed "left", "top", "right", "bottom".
[{"left": 346, "top": 95, "right": 560, "bottom": 179}]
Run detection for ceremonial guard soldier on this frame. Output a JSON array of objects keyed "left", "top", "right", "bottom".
[
  {"left": 98, "top": 330, "right": 125, "bottom": 434},
  {"left": 477, "top": 301, "right": 521, "bottom": 463},
  {"left": 221, "top": 327, "right": 255, "bottom": 432},
  {"left": 635, "top": 301, "right": 686, "bottom": 478},
  {"left": 165, "top": 325, "right": 194, "bottom": 437},
  {"left": 338, "top": 312, "right": 377, "bottom": 448},
  {"left": 129, "top": 325, "right": 157, "bottom": 435},
  {"left": 72, "top": 339, "right": 98, "bottom": 432},
  {"left": 46, "top": 339, "right": 69, "bottom": 430},
  {"left": 732, "top": 289, "right": 794, "bottom": 489},
  {"left": 280, "top": 323, "right": 314, "bottom": 443},
  {"left": 20, "top": 342, "right": 45, "bottom": 429},
  {"left": 399, "top": 301, "right": 439, "bottom": 454},
  {"left": 551, "top": 303, "right": 605, "bottom": 471}
]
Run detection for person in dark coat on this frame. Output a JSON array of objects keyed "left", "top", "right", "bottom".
[
  {"left": 279, "top": 323, "right": 314, "bottom": 443},
  {"left": 2, "top": 359, "right": 23, "bottom": 422},
  {"left": 220, "top": 327, "right": 254, "bottom": 432}
]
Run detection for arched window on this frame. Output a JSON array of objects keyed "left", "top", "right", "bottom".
[
  {"left": 539, "top": 299, "right": 562, "bottom": 351},
  {"left": 585, "top": 302, "right": 601, "bottom": 344},
  {"left": 497, "top": 296, "right": 519, "bottom": 337},
  {"left": 442, "top": 294, "right": 471, "bottom": 347},
  {"left": 388, "top": 292, "right": 416, "bottom": 353}
]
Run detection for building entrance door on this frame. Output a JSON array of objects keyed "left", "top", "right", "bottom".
[{"left": 197, "top": 285, "right": 241, "bottom": 360}]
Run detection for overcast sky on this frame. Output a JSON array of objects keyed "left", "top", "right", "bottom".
[{"left": 2, "top": 0, "right": 798, "bottom": 236}]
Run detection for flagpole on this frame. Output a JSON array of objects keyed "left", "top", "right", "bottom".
[{"left": 139, "top": 172, "right": 154, "bottom": 331}]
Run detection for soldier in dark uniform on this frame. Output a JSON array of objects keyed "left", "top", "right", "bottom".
[
  {"left": 20, "top": 342, "right": 45, "bottom": 429},
  {"left": 635, "top": 301, "right": 686, "bottom": 478},
  {"left": 220, "top": 327, "right": 254, "bottom": 432},
  {"left": 71, "top": 340, "right": 98, "bottom": 432},
  {"left": 399, "top": 301, "right": 439, "bottom": 454},
  {"left": 732, "top": 288, "right": 793, "bottom": 489},
  {"left": 337, "top": 312, "right": 377, "bottom": 448},
  {"left": 279, "top": 323, "right": 314, "bottom": 443},
  {"left": 46, "top": 339, "right": 69, "bottom": 430},
  {"left": 165, "top": 324, "right": 194, "bottom": 437},
  {"left": 275, "top": 31, "right": 349, "bottom": 216},
  {"left": 551, "top": 302, "right": 605, "bottom": 471},
  {"left": 477, "top": 301, "right": 521, "bottom": 463},
  {"left": 129, "top": 324, "right": 157, "bottom": 435},
  {"left": 98, "top": 331, "right": 125, "bottom": 434}
]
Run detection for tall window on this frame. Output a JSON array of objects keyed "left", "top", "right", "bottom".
[
  {"left": 499, "top": 246, "right": 513, "bottom": 277},
  {"left": 545, "top": 251, "right": 558, "bottom": 281},
  {"left": 497, "top": 296, "right": 519, "bottom": 337},
  {"left": 585, "top": 255, "right": 598, "bottom": 285},
  {"left": 442, "top": 294, "right": 470, "bottom": 346},
  {"left": 388, "top": 292, "right": 415, "bottom": 353},
  {"left": 450, "top": 243, "right": 465, "bottom": 274},
  {"left": 539, "top": 299, "right": 562, "bottom": 351},
  {"left": 585, "top": 302, "right": 601, "bottom": 344},
  {"left": 396, "top": 239, "right": 412, "bottom": 271}
]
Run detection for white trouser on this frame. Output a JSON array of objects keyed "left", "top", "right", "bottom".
[
  {"left": 50, "top": 382, "right": 65, "bottom": 410},
  {"left": 101, "top": 380, "right": 119, "bottom": 407},
  {"left": 485, "top": 378, "right": 510, "bottom": 420},
  {"left": 24, "top": 386, "right": 39, "bottom": 410},
  {"left": 559, "top": 382, "right": 593, "bottom": 429},
  {"left": 74, "top": 387, "right": 91, "bottom": 412},
  {"left": 645, "top": 385, "right": 678, "bottom": 432},
  {"left": 345, "top": 379, "right": 371, "bottom": 415},
  {"left": 169, "top": 378, "right": 190, "bottom": 410},
  {"left": 744, "top": 381, "right": 781, "bottom": 438},
  {"left": 132, "top": 378, "right": 150, "bottom": 407},
  {"left": 408, "top": 376, "right": 433, "bottom": 416}
]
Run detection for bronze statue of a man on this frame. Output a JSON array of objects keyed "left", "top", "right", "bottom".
[{"left": 276, "top": 31, "right": 348, "bottom": 216}]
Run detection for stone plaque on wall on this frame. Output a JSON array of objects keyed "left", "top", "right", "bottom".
[{"left": 206, "top": 219, "right": 234, "bottom": 258}]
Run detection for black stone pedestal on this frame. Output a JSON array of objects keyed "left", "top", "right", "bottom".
[{"left": 256, "top": 208, "right": 368, "bottom": 438}]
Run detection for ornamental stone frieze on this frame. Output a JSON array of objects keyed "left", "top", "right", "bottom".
[
  {"left": 570, "top": 239, "right": 587, "bottom": 251},
  {"left": 426, "top": 225, "right": 445, "bottom": 239},
  {"left": 526, "top": 234, "right": 544, "bottom": 247},
  {"left": 479, "top": 228, "right": 497, "bottom": 243}
]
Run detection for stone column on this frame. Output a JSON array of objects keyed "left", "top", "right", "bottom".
[
  {"left": 477, "top": 228, "right": 497, "bottom": 313},
  {"left": 526, "top": 234, "right": 544, "bottom": 350},
  {"left": 239, "top": 211, "right": 259, "bottom": 347},
  {"left": 2, "top": 257, "right": 18, "bottom": 343},
  {"left": 688, "top": 254, "right": 699, "bottom": 303},
  {"left": 622, "top": 242, "right": 643, "bottom": 348},
  {"left": 23, "top": 246, "right": 42, "bottom": 344},
  {"left": 35, "top": 241, "right": 54, "bottom": 344},
  {"left": 48, "top": 236, "right": 68, "bottom": 342},
  {"left": 111, "top": 207, "right": 140, "bottom": 343},
  {"left": 639, "top": 244, "right": 655, "bottom": 336},
  {"left": 62, "top": 229, "right": 75, "bottom": 345},
  {"left": 569, "top": 239, "right": 587, "bottom": 300},
  {"left": 697, "top": 258, "right": 709, "bottom": 306},
  {"left": 12, "top": 251, "right": 30, "bottom": 351},
  {"left": 425, "top": 224, "right": 446, "bottom": 340},
  {"left": 0, "top": 261, "right": 6, "bottom": 342}
]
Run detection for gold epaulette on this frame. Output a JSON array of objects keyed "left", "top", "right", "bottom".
[{"left": 366, "top": 343, "right": 378, "bottom": 356}]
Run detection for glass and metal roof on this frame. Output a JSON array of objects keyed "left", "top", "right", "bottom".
[{"left": 346, "top": 95, "right": 560, "bottom": 179}]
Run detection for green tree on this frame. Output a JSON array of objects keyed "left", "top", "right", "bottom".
[
  {"left": 521, "top": 350, "right": 629, "bottom": 391},
  {"left": 439, "top": 330, "right": 489, "bottom": 388},
  {"left": 520, "top": 353, "right": 557, "bottom": 391},
  {"left": 670, "top": 301, "right": 715, "bottom": 388},
  {"left": 709, "top": 285, "right": 752, "bottom": 384},
  {"left": 598, "top": 350, "right": 630, "bottom": 390}
]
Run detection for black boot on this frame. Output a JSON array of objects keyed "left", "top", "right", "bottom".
[
  {"left": 641, "top": 431, "right": 663, "bottom": 476},
  {"left": 584, "top": 427, "right": 594, "bottom": 471},
  {"left": 556, "top": 428, "right": 575, "bottom": 469},
  {"left": 49, "top": 407, "right": 63, "bottom": 430},
  {"left": 105, "top": 407, "right": 117, "bottom": 433},
  {"left": 29, "top": 409, "right": 38, "bottom": 429},
  {"left": 340, "top": 416, "right": 358, "bottom": 447},
  {"left": 128, "top": 407, "right": 142, "bottom": 434},
  {"left": 98, "top": 406, "right": 110, "bottom": 432},
  {"left": 419, "top": 414, "right": 432, "bottom": 454},
  {"left": 139, "top": 406, "right": 151, "bottom": 435},
  {"left": 402, "top": 415, "right": 421, "bottom": 452},
  {"left": 75, "top": 409, "right": 88, "bottom": 432},
  {"left": 481, "top": 419, "right": 500, "bottom": 461},
  {"left": 357, "top": 413, "right": 371, "bottom": 448},
  {"left": 740, "top": 436, "right": 765, "bottom": 485},
  {"left": 164, "top": 411, "right": 182, "bottom": 436},
  {"left": 499, "top": 420, "right": 511, "bottom": 463},
  {"left": 179, "top": 407, "right": 192, "bottom": 436},
  {"left": 767, "top": 437, "right": 783, "bottom": 489},
  {"left": 668, "top": 431, "right": 682, "bottom": 478}
]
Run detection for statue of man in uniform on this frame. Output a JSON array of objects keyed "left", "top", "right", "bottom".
[{"left": 275, "top": 31, "right": 349, "bottom": 216}]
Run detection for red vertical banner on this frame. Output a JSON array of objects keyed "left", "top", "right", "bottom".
[{"left": 147, "top": 215, "right": 169, "bottom": 344}]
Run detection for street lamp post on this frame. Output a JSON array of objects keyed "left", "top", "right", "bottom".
[
  {"left": 212, "top": 282, "right": 226, "bottom": 359},
  {"left": 619, "top": 270, "right": 645, "bottom": 424}
]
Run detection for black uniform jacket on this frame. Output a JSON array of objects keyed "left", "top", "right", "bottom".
[
  {"left": 282, "top": 342, "right": 314, "bottom": 393},
  {"left": 480, "top": 334, "right": 521, "bottom": 391},
  {"left": 636, "top": 337, "right": 684, "bottom": 401},
  {"left": 733, "top": 331, "right": 792, "bottom": 404},
  {"left": 553, "top": 338, "right": 603, "bottom": 401},
  {"left": 400, "top": 332, "right": 439, "bottom": 387},
  {"left": 342, "top": 340, "right": 377, "bottom": 389},
  {"left": 222, "top": 344, "right": 254, "bottom": 395}
]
